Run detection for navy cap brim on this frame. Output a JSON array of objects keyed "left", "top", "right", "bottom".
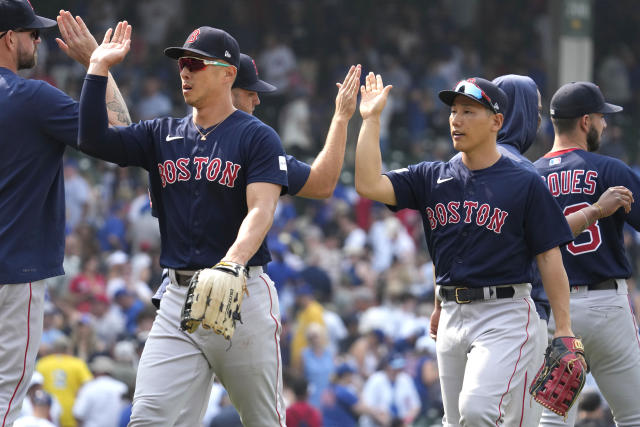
[
  {"left": 164, "top": 46, "right": 231, "bottom": 63},
  {"left": 438, "top": 90, "right": 488, "bottom": 110},
  {"left": 600, "top": 102, "right": 623, "bottom": 114},
  {"left": 239, "top": 79, "right": 277, "bottom": 93},
  {"left": 23, "top": 15, "right": 56, "bottom": 30}
]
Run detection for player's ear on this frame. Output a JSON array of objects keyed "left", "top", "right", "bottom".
[
  {"left": 492, "top": 112, "right": 504, "bottom": 132},
  {"left": 578, "top": 114, "right": 590, "bottom": 133},
  {"left": 225, "top": 66, "right": 237, "bottom": 83}
]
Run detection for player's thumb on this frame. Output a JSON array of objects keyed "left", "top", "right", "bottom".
[{"left": 382, "top": 85, "right": 393, "bottom": 96}]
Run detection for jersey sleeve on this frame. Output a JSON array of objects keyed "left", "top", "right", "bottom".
[
  {"left": 78, "top": 75, "right": 155, "bottom": 169},
  {"left": 524, "top": 175, "right": 574, "bottom": 255},
  {"left": 285, "top": 154, "right": 311, "bottom": 196},
  {"left": 335, "top": 386, "right": 358, "bottom": 408},
  {"left": 34, "top": 81, "right": 80, "bottom": 148},
  {"left": 384, "top": 163, "right": 428, "bottom": 210},
  {"left": 601, "top": 157, "right": 640, "bottom": 231},
  {"left": 245, "top": 124, "right": 288, "bottom": 189}
]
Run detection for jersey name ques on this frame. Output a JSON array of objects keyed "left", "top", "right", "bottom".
[{"left": 534, "top": 148, "right": 640, "bottom": 284}]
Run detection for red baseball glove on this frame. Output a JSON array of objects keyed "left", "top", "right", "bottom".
[{"left": 529, "top": 336, "right": 588, "bottom": 418}]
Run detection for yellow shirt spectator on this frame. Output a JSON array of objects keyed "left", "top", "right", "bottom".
[{"left": 36, "top": 339, "right": 93, "bottom": 427}]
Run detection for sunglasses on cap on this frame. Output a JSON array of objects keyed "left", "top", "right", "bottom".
[
  {"left": 454, "top": 80, "right": 496, "bottom": 113},
  {"left": 0, "top": 28, "right": 40, "bottom": 40},
  {"left": 178, "top": 56, "right": 234, "bottom": 72}
]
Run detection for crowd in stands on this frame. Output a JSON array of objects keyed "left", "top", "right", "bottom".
[{"left": 14, "top": 0, "right": 640, "bottom": 426}]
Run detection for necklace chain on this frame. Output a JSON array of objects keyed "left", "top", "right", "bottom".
[{"left": 194, "top": 118, "right": 225, "bottom": 141}]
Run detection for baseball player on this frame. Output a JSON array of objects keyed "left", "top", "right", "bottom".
[
  {"left": 151, "top": 55, "right": 361, "bottom": 309},
  {"left": 535, "top": 82, "right": 640, "bottom": 426},
  {"left": 471, "top": 75, "right": 632, "bottom": 426},
  {"left": 76, "top": 24, "right": 296, "bottom": 426},
  {"left": 0, "top": 4, "right": 129, "bottom": 425},
  {"left": 355, "top": 73, "right": 581, "bottom": 426}
]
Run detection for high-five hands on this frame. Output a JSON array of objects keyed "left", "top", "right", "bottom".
[
  {"left": 87, "top": 21, "right": 132, "bottom": 76},
  {"left": 359, "top": 71, "right": 393, "bottom": 120}
]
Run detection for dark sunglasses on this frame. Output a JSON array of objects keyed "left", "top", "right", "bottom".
[
  {"left": 0, "top": 28, "right": 40, "bottom": 40},
  {"left": 454, "top": 80, "right": 497, "bottom": 113},
  {"left": 178, "top": 56, "right": 233, "bottom": 72}
]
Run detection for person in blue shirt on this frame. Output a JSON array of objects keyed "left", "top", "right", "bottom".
[
  {"left": 321, "top": 363, "right": 388, "bottom": 427},
  {"left": 0, "top": 4, "right": 129, "bottom": 424},
  {"left": 355, "top": 73, "right": 582, "bottom": 426}
]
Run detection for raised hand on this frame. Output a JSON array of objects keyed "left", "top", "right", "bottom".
[
  {"left": 88, "top": 21, "right": 132, "bottom": 75},
  {"left": 359, "top": 71, "right": 392, "bottom": 120},
  {"left": 56, "top": 10, "right": 98, "bottom": 68},
  {"left": 595, "top": 186, "right": 634, "bottom": 217},
  {"left": 334, "top": 64, "right": 361, "bottom": 120}
]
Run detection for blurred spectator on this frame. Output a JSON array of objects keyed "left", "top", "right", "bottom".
[
  {"left": 13, "top": 390, "right": 56, "bottom": 427},
  {"left": 39, "top": 304, "right": 66, "bottom": 352},
  {"left": 301, "top": 323, "right": 335, "bottom": 408},
  {"left": 360, "top": 355, "right": 421, "bottom": 427},
  {"left": 63, "top": 160, "right": 91, "bottom": 233},
  {"left": 291, "top": 284, "right": 325, "bottom": 371},
  {"left": 134, "top": 75, "right": 172, "bottom": 120},
  {"left": 321, "top": 363, "right": 387, "bottom": 427},
  {"left": 113, "top": 289, "right": 145, "bottom": 337},
  {"left": 18, "top": 372, "right": 62, "bottom": 426},
  {"left": 208, "top": 392, "right": 242, "bottom": 427},
  {"left": 575, "top": 389, "right": 610, "bottom": 427},
  {"left": 90, "top": 294, "right": 125, "bottom": 349},
  {"left": 68, "top": 255, "right": 107, "bottom": 313},
  {"left": 36, "top": 336, "right": 93, "bottom": 427},
  {"left": 105, "top": 251, "right": 130, "bottom": 299},
  {"left": 72, "top": 356, "right": 128, "bottom": 427},
  {"left": 285, "top": 376, "right": 322, "bottom": 427},
  {"left": 69, "top": 314, "right": 100, "bottom": 362}
]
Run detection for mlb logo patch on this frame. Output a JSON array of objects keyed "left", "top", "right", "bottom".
[
  {"left": 549, "top": 157, "right": 561, "bottom": 166},
  {"left": 279, "top": 156, "right": 287, "bottom": 171}
]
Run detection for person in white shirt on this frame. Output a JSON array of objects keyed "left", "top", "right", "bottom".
[
  {"left": 14, "top": 390, "right": 56, "bottom": 427},
  {"left": 360, "top": 355, "right": 421, "bottom": 427},
  {"left": 72, "top": 357, "right": 127, "bottom": 427}
]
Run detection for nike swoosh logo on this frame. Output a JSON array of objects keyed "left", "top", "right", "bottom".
[
  {"left": 165, "top": 135, "right": 184, "bottom": 142},
  {"left": 437, "top": 177, "right": 454, "bottom": 184}
]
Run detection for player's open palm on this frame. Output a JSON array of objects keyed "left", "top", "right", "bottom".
[
  {"left": 335, "top": 64, "right": 361, "bottom": 120},
  {"left": 89, "top": 21, "right": 132, "bottom": 69},
  {"left": 359, "top": 72, "right": 392, "bottom": 120},
  {"left": 56, "top": 10, "right": 98, "bottom": 68}
]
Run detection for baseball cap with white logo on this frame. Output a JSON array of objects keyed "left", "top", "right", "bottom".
[{"left": 164, "top": 26, "right": 240, "bottom": 68}]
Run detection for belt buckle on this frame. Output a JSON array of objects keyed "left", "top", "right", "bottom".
[{"left": 455, "top": 287, "right": 471, "bottom": 304}]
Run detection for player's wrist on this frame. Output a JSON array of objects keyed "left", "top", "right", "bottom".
[{"left": 87, "top": 62, "right": 110, "bottom": 77}]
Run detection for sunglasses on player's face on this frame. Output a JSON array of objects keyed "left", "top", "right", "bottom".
[
  {"left": 454, "top": 80, "right": 497, "bottom": 113},
  {"left": 178, "top": 56, "right": 233, "bottom": 72},
  {"left": 0, "top": 28, "right": 40, "bottom": 40}
]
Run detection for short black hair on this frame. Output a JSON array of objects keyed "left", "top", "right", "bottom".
[
  {"left": 551, "top": 116, "right": 581, "bottom": 135},
  {"left": 291, "top": 376, "right": 309, "bottom": 399},
  {"left": 578, "top": 390, "right": 602, "bottom": 412}
]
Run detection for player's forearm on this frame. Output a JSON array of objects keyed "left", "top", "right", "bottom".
[
  {"left": 536, "top": 247, "right": 573, "bottom": 336},
  {"left": 355, "top": 118, "right": 396, "bottom": 205},
  {"left": 106, "top": 73, "right": 131, "bottom": 126},
  {"left": 298, "top": 116, "right": 349, "bottom": 199},
  {"left": 223, "top": 203, "right": 277, "bottom": 265},
  {"left": 565, "top": 205, "right": 599, "bottom": 237}
]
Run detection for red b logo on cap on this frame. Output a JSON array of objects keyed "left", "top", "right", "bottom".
[
  {"left": 187, "top": 29, "right": 200, "bottom": 44},
  {"left": 252, "top": 59, "right": 259, "bottom": 76}
]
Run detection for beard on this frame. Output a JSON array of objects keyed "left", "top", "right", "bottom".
[
  {"left": 586, "top": 125, "right": 600, "bottom": 152},
  {"left": 17, "top": 42, "right": 37, "bottom": 70}
]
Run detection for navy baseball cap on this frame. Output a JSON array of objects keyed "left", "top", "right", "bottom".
[
  {"left": 439, "top": 77, "right": 508, "bottom": 115},
  {"left": 233, "top": 53, "right": 276, "bottom": 93},
  {"left": 0, "top": 0, "right": 56, "bottom": 32},
  {"left": 164, "top": 26, "right": 240, "bottom": 68},
  {"left": 550, "top": 81, "right": 623, "bottom": 118}
]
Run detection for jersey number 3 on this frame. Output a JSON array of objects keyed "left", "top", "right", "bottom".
[{"left": 564, "top": 203, "right": 602, "bottom": 255}]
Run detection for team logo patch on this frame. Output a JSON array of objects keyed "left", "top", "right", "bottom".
[
  {"left": 252, "top": 59, "right": 259, "bottom": 76},
  {"left": 225, "top": 50, "right": 231, "bottom": 58},
  {"left": 549, "top": 157, "right": 561, "bottom": 166},
  {"left": 187, "top": 29, "right": 200, "bottom": 44},
  {"left": 279, "top": 156, "right": 287, "bottom": 171}
]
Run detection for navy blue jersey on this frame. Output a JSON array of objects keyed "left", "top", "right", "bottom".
[
  {"left": 150, "top": 153, "right": 310, "bottom": 217},
  {"left": 79, "top": 75, "right": 287, "bottom": 269},
  {"left": 385, "top": 155, "right": 573, "bottom": 287},
  {"left": 0, "top": 67, "right": 79, "bottom": 284},
  {"left": 284, "top": 155, "right": 311, "bottom": 196},
  {"left": 534, "top": 148, "right": 640, "bottom": 284}
]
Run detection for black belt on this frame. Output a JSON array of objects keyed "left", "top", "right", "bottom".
[
  {"left": 439, "top": 286, "right": 515, "bottom": 304},
  {"left": 584, "top": 279, "right": 618, "bottom": 291}
]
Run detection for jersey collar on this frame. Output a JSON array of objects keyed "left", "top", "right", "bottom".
[{"left": 543, "top": 147, "right": 582, "bottom": 158}]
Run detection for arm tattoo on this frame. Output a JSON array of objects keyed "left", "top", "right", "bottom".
[{"left": 106, "top": 76, "right": 132, "bottom": 125}]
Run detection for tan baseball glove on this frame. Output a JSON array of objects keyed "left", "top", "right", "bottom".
[{"left": 180, "top": 261, "right": 249, "bottom": 339}]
